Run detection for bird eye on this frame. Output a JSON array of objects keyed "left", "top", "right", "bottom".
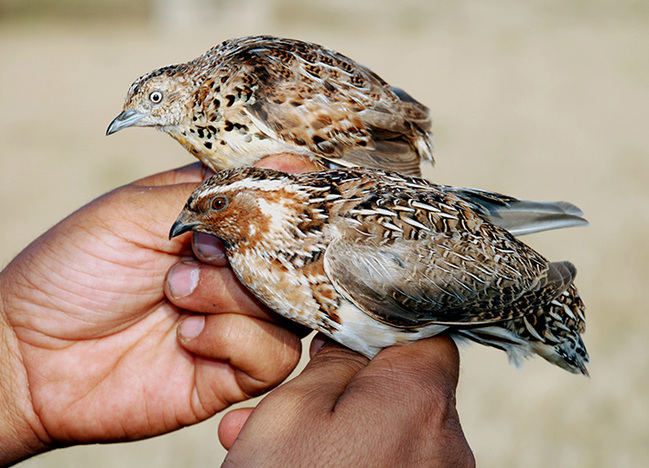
[
  {"left": 211, "top": 196, "right": 228, "bottom": 211},
  {"left": 149, "top": 91, "right": 163, "bottom": 104}
]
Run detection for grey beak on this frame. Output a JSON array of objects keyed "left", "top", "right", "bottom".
[
  {"left": 169, "top": 218, "right": 199, "bottom": 240},
  {"left": 106, "top": 110, "right": 147, "bottom": 135}
]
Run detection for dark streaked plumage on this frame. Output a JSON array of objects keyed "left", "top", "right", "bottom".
[
  {"left": 107, "top": 35, "right": 433, "bottom": 176},
  {"left": 170, "top": 167, "right": 589, "bottom": 375}
]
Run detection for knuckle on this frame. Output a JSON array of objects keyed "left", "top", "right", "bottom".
[{"left": 316, "top": 344, "right": 369, "bottom": 368}]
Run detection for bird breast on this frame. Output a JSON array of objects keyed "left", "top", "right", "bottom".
[{"left": 227, "top": 245, "right": 334, "bottom": 330}]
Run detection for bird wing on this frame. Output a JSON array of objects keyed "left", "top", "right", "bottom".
[
  {"left": 233, "top": 39, "right": 432, "bottom": 176},
  {"left": 322, "top": 192, "right": 574, "bottom": 328},
  {"left": 327, "top": 169, "right": 589, "bottom": 237},
  {"left": 441, "top": 187, "right": 589, "bottom": 236}
]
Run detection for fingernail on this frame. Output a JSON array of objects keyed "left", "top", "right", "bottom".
[
  {"left": 309, "top": 334, "right": 327, "bottom": 358},
  {"left": 193, "top": 232, "right": 227, "bottom": 263},
  {"left": 167, "top": 261, "right": 199, "bottom": 298},
  {"left": 179, "top": 315, "right": 205, "bottom": 340}
]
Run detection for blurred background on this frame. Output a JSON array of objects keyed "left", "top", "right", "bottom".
[{"left": 1, "top": 0, "right": 647, "bottom": 466}]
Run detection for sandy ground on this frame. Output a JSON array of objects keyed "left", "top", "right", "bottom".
[{"left": 1, "top": 1, "right": 648, "bottom": 466}]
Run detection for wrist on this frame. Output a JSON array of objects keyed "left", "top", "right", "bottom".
[{"left": 0, "top": 271, "right": 50, "bottom": 465}]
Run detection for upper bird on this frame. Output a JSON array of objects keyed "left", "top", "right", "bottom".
[{"left": 106, "top": 35, "right": 433, "bottom": 176}]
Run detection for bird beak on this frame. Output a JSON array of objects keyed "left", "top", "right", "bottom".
[
  {"left": 106, "top": 110, "right": 147, "bottom": 135},
  {"left": 169, "top": 212, "right": 200, "bottom": 240}
]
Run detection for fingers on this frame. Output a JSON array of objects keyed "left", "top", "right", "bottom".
[
  {"left": 299, "top": 340, "right": 370, "bottom": 403},
  {"left": 258, "top": 336, "right": 459, "bottom": 421},
  {"left": 260, "top": 340, "right": 369, "bottom": 415},
  {"left": 133, "top": 153, "right": 320, "bottom": 189},
  {"left": 177, "top": 313, "right": 302, "bottom": 396},
  {"left": 337, "top": 336, "right": 460, "bottom": 414},
  {"left": 333, "top": 337, "right": 470, "bottom": 467},
  {"left": 131, "top": 152, "right": 321, "bottom": 189},
  {"left": 218, "top": 408, "right": 253, "bottom": 450},
  {"left": 254, "top": 153, "right": 324, "bottom": 173},
  {"left": 223, "top": 337, "right": 473, "bottom": 467},
  {"left": 130, "top": 162, "right": 209, "bottom": 187},
  {"left": 269, "top": 336, "right": 459, "bottom": 414},
  {"left": 132, "top": 152, "right": 321, "bottom": 188},
  {"left": 165, "top": 259, "right": 274, "bottom": 321}
]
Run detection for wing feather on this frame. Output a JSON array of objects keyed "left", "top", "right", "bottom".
[
  {"left": 443, "top": 187, "right": 589, "bottom": 236},
  {"left": 224, "top": 39, "right": 433, "bottom": 175},
  {"left": 323, "top": 184, "right": 574, "bottom": 328}
]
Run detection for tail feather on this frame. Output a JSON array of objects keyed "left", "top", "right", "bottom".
[
  {"left": 454, "top": 281, "right": 589, "bottom": 375},
  {"left": 445, "top": 187, "right": 589, "bottom": 236},
  {"left": 527, "top": 283, "right": 589, "bottom": 374}
]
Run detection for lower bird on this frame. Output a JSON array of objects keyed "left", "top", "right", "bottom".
[{"left": 170, "top": 167, "right": 589, "bottom": 375}]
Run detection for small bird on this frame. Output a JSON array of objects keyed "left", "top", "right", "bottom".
[
  {"left": 107, "top": 35, "right": 433, "bottom": 176},
  {"left": 169, "top": 167, "right": 589, "bottom": 375}
]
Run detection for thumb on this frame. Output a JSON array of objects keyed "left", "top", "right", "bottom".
[
  {"left": 218, "top": 408, "right": 254, "bottom": 450},
  {"left": 336, "top": 336, "right": 460, "bottom": 411}
]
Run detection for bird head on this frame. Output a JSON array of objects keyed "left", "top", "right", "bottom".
[
  {"left": 107, "top": 64, "right": 193, "bottom": 136},
  {"left": 169, "top": 167, "right": 307, "bottom": 248}
]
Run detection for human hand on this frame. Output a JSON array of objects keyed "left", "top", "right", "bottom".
[
  {"left": 219, "top": 335, "right": 475, "bottom": 467},
  {"left": 0, "top": 154, "right": 318, "bottom": 464}
]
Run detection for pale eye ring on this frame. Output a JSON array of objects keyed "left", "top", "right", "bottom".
[
  {"left": 149, "top": 90, "right": 163, "bottom": 104},
  {"left": 211, "top": 195, "right": 228, "bottom": 211}
]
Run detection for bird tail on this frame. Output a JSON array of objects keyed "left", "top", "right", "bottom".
[
  {"left": 454, "top": 264, "right": 589, "bottom": 375},
  {"left": 523, "top": 282, "right": 589, "bottom": 375},
  {"left": 445, "top": 187, "right": 589, "bottom": 236}
]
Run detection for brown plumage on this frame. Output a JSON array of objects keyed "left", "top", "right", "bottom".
[
  {"left": 107, "top": 35, "right": 433, "bottom": 176},
  {"left": 170, "top": 167, "right": 589, "bottom": 375}
]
